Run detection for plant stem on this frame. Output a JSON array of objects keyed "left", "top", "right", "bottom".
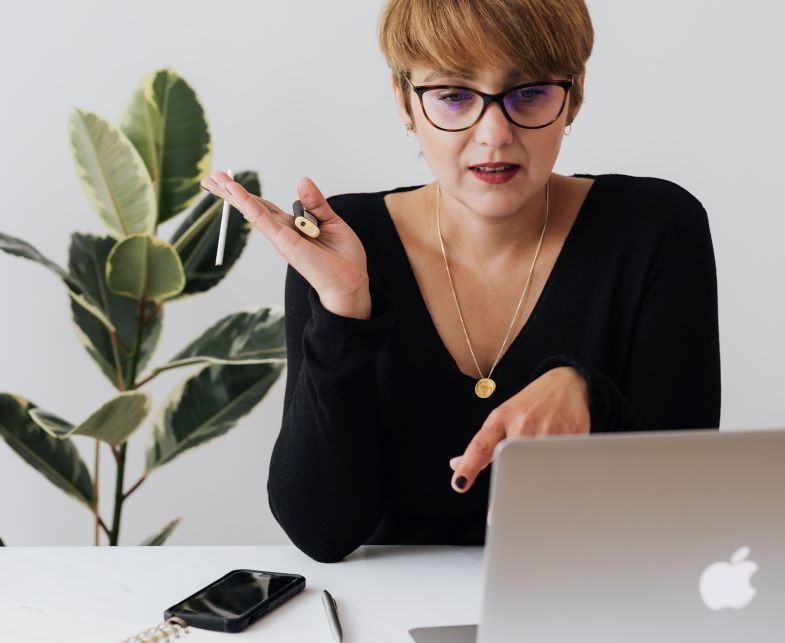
[
  {"left": 143, "top": 303, "right": 161, "bottom": 326},
  {"left": 109, "top": 443, "right": 127, "bottom": 545},
  {"left": 97, "top": 516, "right": 111, "bottom": 538},
  {"left": 133, "top": 368, "right": 162, "bottom": 388},
  {"left": 109, "top": 295, "right": 147, "bottom": 545},
  {"left": 93, "top": 439, "right": 100, "bottom": 545},
  {"left": 123, "top": 474, "right": 147, "bottom": 501}
]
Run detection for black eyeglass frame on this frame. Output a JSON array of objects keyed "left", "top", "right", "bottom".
[{"left": 405, "top": 76, "right": 574, "bottom": 132}]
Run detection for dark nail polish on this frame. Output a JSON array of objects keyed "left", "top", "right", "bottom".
[{"left": 455, "top": 476, "right": 467, "bottom": 490}]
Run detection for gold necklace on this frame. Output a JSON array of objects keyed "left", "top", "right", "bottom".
[{"left": 436, "top": 179, "right": 550, "bottom": 398}]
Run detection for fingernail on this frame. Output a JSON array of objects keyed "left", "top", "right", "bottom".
[{"left": 455, "top": 476, "right": 467, "bottom": 490}]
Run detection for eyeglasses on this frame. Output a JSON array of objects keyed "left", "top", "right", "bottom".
[{"left": 406, "top": 76, "right": 574, "bottom": 132}]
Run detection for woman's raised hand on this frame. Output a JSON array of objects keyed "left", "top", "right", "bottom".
[{"left": 201, "top": 171, "right": 372, "bottom": 319}]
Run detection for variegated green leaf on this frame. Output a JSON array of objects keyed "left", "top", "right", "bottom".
[
  {"left": 0, "top": 232, "right": 116, "bottom": 333},
  {"left": 0, "top": 393, "right": 93, "bottom": 507},
  {"left": 120, "top": 68, "right": 212, "bottom": 225},
  {"left": 68, "top": 108, "right": 156, "bottom": 238},
  {"left": 28, "top": 391, "right": 150, "bottom": 447},
  {"left": 145, "top": 362, "right": 284, "bottom": 472},
  {"left": 169, "top": 171, "right": 258, "bottom": 298},
  {"left": 136, "top": 306, "right": 285, "bottom": 383},
  {"left": 140, "top": 517, "right": 181, "bottom": 545},
  {"left": 68, "top": 233, "right": 162, "bottom": 388},
  {"left": 106, "top": 234, "right": 185, "bottom": 301}
]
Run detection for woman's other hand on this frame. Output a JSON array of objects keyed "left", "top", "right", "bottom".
[
  {"left": 449, "top": 366, "right": 591, "bottom": 493},
  {"left": 201, "top": 171, "right": 372, "bottom": 319}
]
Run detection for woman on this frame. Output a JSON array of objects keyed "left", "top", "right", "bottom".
[{"left": 200, "top": 0, "right": 720, "bottom": 563}]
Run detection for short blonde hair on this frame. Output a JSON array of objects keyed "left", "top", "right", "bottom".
[{"left": 377, "top": 0, "right": 594, "bottom": 127}]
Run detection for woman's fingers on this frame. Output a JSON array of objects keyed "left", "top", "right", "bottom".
[
  {"left": 451, "top": 417, "right": 506, "bottom": 493},
  {"left": 295, "top": 176, "right": 339, "bottom": 225},
  {"left": 201, "top": 173, "right": 306, "bottom": 260}
]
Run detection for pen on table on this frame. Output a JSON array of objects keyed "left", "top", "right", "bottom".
[
  {"left": 321, "top": 589, "right": 343, "bottom": 642},
  {"left": 215, "top": 168, "right": 234, "bottom": 266}
]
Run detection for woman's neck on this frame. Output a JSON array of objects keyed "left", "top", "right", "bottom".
[{"left": 424, "top": 175, "right": 558, "bottom": 270}]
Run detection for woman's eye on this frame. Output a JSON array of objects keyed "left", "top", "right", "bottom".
[
  {"left": 438, "top": 92, "right": 472, "bottom": 103},
  {"left": 511, "top": 88, "right": 547, "bottom": 101}
]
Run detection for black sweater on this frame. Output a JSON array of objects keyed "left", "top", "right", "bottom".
[{"left": 267, "top": 172, "right": 721, "bottom": 563}]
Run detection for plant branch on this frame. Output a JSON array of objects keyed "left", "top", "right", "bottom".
[
  {"left": 109, "top": 443, "right": 127, "bottom": 546},
  {"left": 123, "top": 474, "right": 147, "bottom": 501},
  {"left": 93, "top": 439, "right": 100, "bottom": 545},
  {"left": 110, "top": 330, "right": 130, "bottom": 354},
  {"left": 110, "top": 294, "right": 147, "bottom": 545},
  {"left": 134, "top": 368, "right": 163, "bottom": 388},
  {"left": 96, "top": 515, "right": 111, "bottom": 538},
  {"left": 143, "top": 302, "right": 161, "bottom": 326}
]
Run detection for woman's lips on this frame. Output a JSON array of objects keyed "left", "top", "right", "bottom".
[{"left": 468, "top": 166, "right": 520, "bottom": 184}]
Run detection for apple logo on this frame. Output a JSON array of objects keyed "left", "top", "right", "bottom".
[{"left": 699, "top": 546, "right": 759, "bottom": 611}]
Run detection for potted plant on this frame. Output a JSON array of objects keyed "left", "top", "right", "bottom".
[{"left": 0, "top": 67, "right": 286, "bottom": 545}]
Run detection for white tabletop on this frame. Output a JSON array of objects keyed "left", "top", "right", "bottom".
[{"left": 0, "top": 545, "right": 485, "bottom": 642}]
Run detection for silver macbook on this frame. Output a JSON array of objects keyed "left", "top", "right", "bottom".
[{"left": 410, "top": 428, "right": 785, "bottom": 642}]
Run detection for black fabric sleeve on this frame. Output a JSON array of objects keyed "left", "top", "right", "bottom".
[
  {"left": 530, "top": 196, "right": 721, "bottom": 433},
  {"left": 267, "top": 262, "right": 397, "bottom": 562}
]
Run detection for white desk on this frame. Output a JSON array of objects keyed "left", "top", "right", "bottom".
[{"left": 0, "top": 545, "right": 484, "bottom": 641}]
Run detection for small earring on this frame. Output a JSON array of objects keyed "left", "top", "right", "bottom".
[
  {"left": 564, "top": 124, "right": 572, "bottom": 136},
  {"left": 405, "top": 122, "right": 415, "bottom": 135}
]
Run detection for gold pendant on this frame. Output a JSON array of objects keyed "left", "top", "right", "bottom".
[{"left": 475, "top": 377, "right": 496, "bottom": 398}]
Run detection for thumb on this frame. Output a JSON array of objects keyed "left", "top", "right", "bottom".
[{"left": 296, "top": 176, "right": 339, "bottom": 225}]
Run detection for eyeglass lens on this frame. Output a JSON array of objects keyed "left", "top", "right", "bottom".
[{"left": 421, "top": 84, "right": 567, "bottom": 130}]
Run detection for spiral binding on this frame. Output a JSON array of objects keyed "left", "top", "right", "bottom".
[{"left": 119, "top": 616, "right": 189, "bottom": 642}]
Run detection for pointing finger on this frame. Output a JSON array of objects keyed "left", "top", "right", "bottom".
[{"left": 451, "top": 415, "right": 506, "bottom": 493}]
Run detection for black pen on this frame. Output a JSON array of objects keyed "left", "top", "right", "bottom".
[{"left": 321, "top": 589, "right": 343, "bottom": 642}]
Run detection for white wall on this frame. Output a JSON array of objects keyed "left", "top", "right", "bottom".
[{"left": 1, "top": 0, "right": 783, "bottom": 545}]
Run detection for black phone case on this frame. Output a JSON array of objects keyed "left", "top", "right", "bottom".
[{"left": 163, "top": 569, "right": 306, "bottom": 633}]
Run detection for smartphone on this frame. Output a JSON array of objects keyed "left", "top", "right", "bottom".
[{"left": 163, "top": 569, "right": 306, "bottom": 633}]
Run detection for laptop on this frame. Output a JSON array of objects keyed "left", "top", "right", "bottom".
[{"left": 410, "top": 428, "right": 785, "bottom": 642}]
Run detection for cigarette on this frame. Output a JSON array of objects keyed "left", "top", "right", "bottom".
[
  {"left": 292, "top": 199, "right": 320, "bottom": 238},
  {"left": 215, "top": 168, "right": 234, "bottom": 266}
]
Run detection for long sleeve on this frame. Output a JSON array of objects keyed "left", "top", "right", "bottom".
[
  {"left": 267, "top": 262, "right": 397, "bottom": 562},
  {"left": 530, "top": 190, "right": 721, "bottom": 432}
]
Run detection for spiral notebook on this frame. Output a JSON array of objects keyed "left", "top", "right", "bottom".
[{"left": 0, "top": 604, "right": 233, "bottom": 642}]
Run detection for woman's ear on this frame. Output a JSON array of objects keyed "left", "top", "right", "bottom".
[{"left": 567, "top": 103, "right": 581, "bottom": 126}]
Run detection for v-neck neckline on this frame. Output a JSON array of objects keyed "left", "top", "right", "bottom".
[{"left": 378, "top": 173, "right": 605, "bottom": 382}]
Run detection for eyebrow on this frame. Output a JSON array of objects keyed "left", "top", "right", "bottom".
[{"left": 421, "top": 69, "right": 533, "bottom": 83}]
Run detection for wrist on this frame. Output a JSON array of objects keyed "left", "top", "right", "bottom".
[{"left": 319, "top": 287, "right": 372, "bottom": 320}]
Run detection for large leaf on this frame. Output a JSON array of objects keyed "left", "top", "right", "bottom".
[
  {"left": 169, "top": 171, "right": 258, "bottom": 298},
  {"left": 136, "top": 306, "right": 286, "bottom": 383},
  {"left": 69, "top": 233, "right": 162, "bottom": 388},
  {"left": 28, "top": 391, "right": 150, "bottom": 447},
  {"left": 106, "top": 234, "right": 185, "bottom": 301},
  {"left": 69, "top": 108, "right": 156, "bottom": 239},
  {"left": 0, "top": 232, "right": 116, "bottom": 333},
  {"left": 145, "top": 362, "right": 284, "bottom": 472},
  {"left": 0, "top": 393, "right": 93, "bottom": 507},
  {"left": 120, "top": 68, "right": 212, "bottom": 225},
  {"left": 140, "top": 517, "right": 181, "bottom": 545}
]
